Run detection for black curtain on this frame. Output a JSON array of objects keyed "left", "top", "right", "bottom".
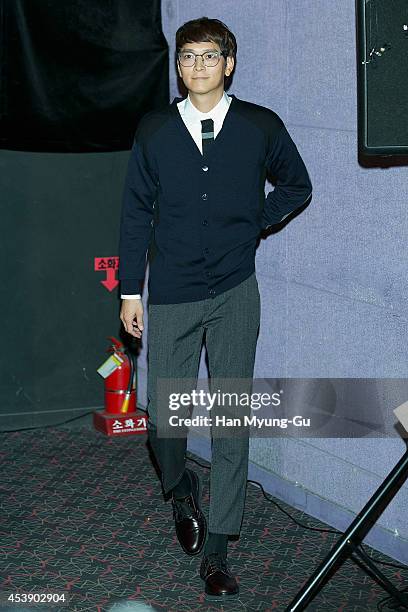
[{"left": 0, "top": 0, "right": 169, "bottom": 152}]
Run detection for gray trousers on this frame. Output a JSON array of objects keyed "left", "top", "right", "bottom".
[{"left": 146, "top": 272, "right": 260, "bottom": 535}]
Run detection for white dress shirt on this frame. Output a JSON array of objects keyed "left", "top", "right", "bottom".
[{"left": 121, "top": 91, "right": 232, "bottom": 300}]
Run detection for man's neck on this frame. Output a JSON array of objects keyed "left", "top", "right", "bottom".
[{"left": 187, "top": 87, "right": 224, "bottom": 113}]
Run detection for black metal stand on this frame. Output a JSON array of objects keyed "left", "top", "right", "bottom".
[{"left": 286, "top": 445, "right": 408, "bottom": 611}]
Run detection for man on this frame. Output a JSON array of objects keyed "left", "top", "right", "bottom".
[{"left": 118, "top": 16, "right": 312, "bottom": 601}]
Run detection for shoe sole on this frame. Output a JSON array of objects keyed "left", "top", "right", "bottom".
[
  {"left": 204, "top": 590, "right": 240, "bottom": 601},
  {"left": 179, "top": 468, "right": 207, "bottom": 556}
]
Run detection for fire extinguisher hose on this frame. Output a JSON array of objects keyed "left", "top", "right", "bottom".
[{"left": 120, "top": 349, "right": 135, "bottom": 414}]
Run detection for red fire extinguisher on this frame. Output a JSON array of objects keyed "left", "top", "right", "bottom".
[{"left": 104, "top": 337, "right": 136, "bottom": 414}]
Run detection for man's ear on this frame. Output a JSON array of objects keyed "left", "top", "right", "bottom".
[{"left": 225, "top": 56, "right": 234, "bottom": 77}]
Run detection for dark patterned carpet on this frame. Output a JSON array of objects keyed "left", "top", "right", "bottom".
[{"left": 1, "top": 425, "right": 407, "bottom": 611}]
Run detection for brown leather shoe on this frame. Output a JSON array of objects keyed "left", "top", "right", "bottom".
[
  {"left": 171, "top": 468, "right": 207, "bottom": 555},
  {"left": 200, "top": 552, "right": 239, "bottom": 600}
]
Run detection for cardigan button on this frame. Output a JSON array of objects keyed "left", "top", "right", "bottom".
[
  {"left": 202, "top": 165, "right": 209, "bottom": 172},
  {"left": 209, "top": 289, "right": 215, "bottom": 295},
  {"left": 201, "top": 193, "right": 208, "bottom": 200},
  {"left": 202, "top": 219, "right": 208, "bottom": 226},
  {"left": 204, "top": 247, "right": 210, "bottom": 254}
]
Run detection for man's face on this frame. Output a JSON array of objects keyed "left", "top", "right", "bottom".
[{"left": 177, "top": 40, "right": 234, "bottom": 95}]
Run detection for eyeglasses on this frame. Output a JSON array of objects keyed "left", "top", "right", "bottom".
[{"left": 177, "top": 50, "right": 226, "bottom": 67}]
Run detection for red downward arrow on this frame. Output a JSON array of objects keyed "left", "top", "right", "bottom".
[{"left": 101, "top": 268, "right": 119, "bottom": 292}]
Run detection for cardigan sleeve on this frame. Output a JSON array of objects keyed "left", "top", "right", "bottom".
[
  {"left": 261, "top": 123, "right": 312, "bottom": 230},
  {"left": 118, "top": 122, "right": 159, "bottom": 295}
]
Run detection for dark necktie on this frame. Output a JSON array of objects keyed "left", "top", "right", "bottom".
[{"left": 201, "top": 118, "right": 214, "bottom": 156}]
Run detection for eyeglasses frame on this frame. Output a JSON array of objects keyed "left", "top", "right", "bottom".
[{"left": 177, "top": 49, "right": 228, "bottom": 68}]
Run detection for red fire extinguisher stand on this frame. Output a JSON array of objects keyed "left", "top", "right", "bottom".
[{"left": 93, "top": 337, "right": 147, "bottom": 436}]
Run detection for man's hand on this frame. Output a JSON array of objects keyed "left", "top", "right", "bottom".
[{"left": 120, "top": 299, "right": 144, "bottom": 339}]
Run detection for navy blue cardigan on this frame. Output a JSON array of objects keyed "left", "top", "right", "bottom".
[{"left": 118, "top": 93, "right": 312, "bottom": 304}]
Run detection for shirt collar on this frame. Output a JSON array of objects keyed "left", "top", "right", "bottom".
[{"left": 183, "top": 90, "right": 230, "bottom": 123}]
